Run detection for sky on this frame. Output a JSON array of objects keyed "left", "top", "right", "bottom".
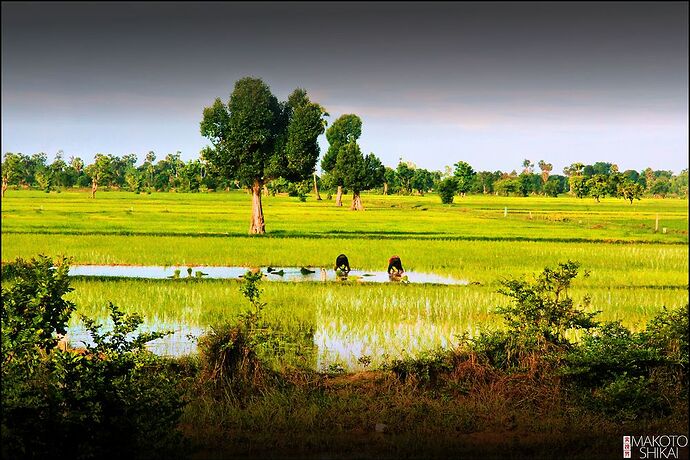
[{"left": 2, "top": 1, "right": 688, "bottom": 174}]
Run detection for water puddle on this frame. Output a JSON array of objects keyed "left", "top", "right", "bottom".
[{"left": 69, "top": 265, "right": 467, "bottom": 285}]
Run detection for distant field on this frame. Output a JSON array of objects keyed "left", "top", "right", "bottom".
[{"left": 1, "top": 189, "right": 688, "bottom": 368}]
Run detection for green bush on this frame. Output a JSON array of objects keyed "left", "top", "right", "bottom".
[
  {"left": 1, "top": 256, "right": 186, "bottom": 459},
  {"left": 561, "top": 306, "right": 689, "bottom": 418},
  {"left": 198, "top": 271, "right": 315, "bottom": 393},
  {"left": 437, "top": 177, "right": 458, "bottom": 204},
  {"left": 387, "top": 348, "right": 454, "bottom": 384}
]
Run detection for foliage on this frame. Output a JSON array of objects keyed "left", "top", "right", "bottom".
[
  {"left": 561, "top": 305, "right": 689, "bottom": 418},
  {"left": 387, "top": 348, "right": 454, "bottom": 384},
  {"left": 1, "top": 256, "right": 186, "bottom": 459},
  {"left": 437, "top": 177, "right": 458, "bottom": 204},
  {"left": 453, "top": 161, "right": 475, "bottom": 195},
  {"left": 1, "top": 255, "right": 76, "bottom": 354},
  {"left": 198, "top": 271, "right": 315, "bottom": 392},
  {"left": 321, "top": 114, "right": 362, "bottom": 185},
  {"left": 495, "top": 261, "right": 599, "bottom": 346}
]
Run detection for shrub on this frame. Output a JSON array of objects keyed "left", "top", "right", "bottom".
[
  {"left": 561, "top": 306, "right": 689, "bottom": 418},
  {"left": 437, "top": 177, "right": 458, "bottom": 204},
  {"left": 198, "top": 271, "right": 315, "bottom": 394},
  {"left": 1, "top": 256, "right": 186, "bottom": 459}
]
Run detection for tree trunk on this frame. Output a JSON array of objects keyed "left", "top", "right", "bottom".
[
  {"left": 383, "top": 182, "right": 388, "bottom": 195},
  {"left": 335, "top": 186, "right": 343, "bottom": 207},
  {"left": 350, "top": 192, "right": 364, "bottom": 211},
  {"left": 1, "top": 177, "right": 7, "bottom": 198},
  {"left": 249, "top": 179, "right": 266, "bottom": 234},
  {"left": 91, "top": 180, "right": 98, "bottom": 198},
  {"left": 313, "top": 173, "right": 322, "bottom": 201}
]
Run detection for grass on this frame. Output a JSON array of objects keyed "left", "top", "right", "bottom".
[
  {"left": 64, "top": 278, "right": 688, "bottom": 369},
  {"left": 2, "top": 189, "right": 688, "bottom": 242},
  {"left": 2, "top": 189, "right": 688, "bottom": 368}
]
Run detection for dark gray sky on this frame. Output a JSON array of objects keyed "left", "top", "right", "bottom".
[{"left": 2, "top": 1, "right": 688, "bottom": 173}]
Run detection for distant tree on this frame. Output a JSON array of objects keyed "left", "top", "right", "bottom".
[
  {"left": 322, "top": 114, "right": 362, "bottom": 206},
  {"left": 437, "top": 177, "right": 459, "bottom": 204},
  {"left": 336, "top": 144, "right": 384, "bottom": 211},
  {"left": 522, "top": 159, "right": 534, "bottom": 174},
  {"left": 201, "top": 77, "right": 326, "bottom": 233},
  {"left": 411, "top": 168, "right": 434, "bottom": 195},
  {"left": 591, "top": 162, "right": 612, "bottom": 176},
  {"left": 537, "top": 160, "right": 553, "bottom": 187},
  {"left": 124, "top": 167, "right": 142, "bottom": 192},
  {"left": 396, "top": 161, "right": 415, "bottom": 194},
  {"left": 49, "top": 151, "right": 67, "bottom": 189},
  {"left": 617, "top": 179, "right": 644, "bottom": 204},
  {"left": 517, "top": 173, "right": 533, "bottom": 197},
  {"left": 85, "top": 154, "right": 114, "bottom": 198},
  {"left": 568, "top": 175, "right": 588, "bottom": 198},
  {"left": 494, "top": 177, "right": 520, "bottom": 196},
  {"left": 2, "top": 152, "right": 24, "bottom": 197},
  {"left": 453, "top": 161, "right": 475, "bottom": 197},
  {"left": 670, "top": 169, "right": 688, "bottom": 197},
  {"left": 650, "top": 178, "right": 672, "bottom": 198},
  {"left": 543, "top": 177, "right": 561, "bottom": 197},
  {"left": 383, "top": 166, "right": 399, "bottom": 195},
  {"left": 622, "top": 169, "right": 640, "bottom": 183},
  {"left": 586, "top": 174, "right": 609, "bottom": 202}
]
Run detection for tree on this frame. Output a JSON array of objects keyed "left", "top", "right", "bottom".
[
  {"left": 617, "top": 179, "right": 644, "bottom": 204},
  {"left": 396, "top": 161, "right": 415, "bottom": 194},
  {"left": 437, "top": 177, "right": 458, "bottom": 204},
  {"left": 453, "top": 161, "right": 475, "bottom": 197},
  {"left": 569, "top": 175, "right": 589, "bottom": 199},
  {"left": 586, "top": 174, "right": 609, "bottom": 202},
  {"left": 49, "top": 151, "right": 67, "bottom": 189},
  {"left": 543, "top": 175, "right": 567, "bottom": 197},
  {"left": 335, "top": 144, "right": 384, "bottom": 211},
  {"left": 494, "top": 176, "right": 520, "bottom": 196},
  {"left": 322, "top": 114, "right": 361, "bottom": 206},
  {"left": 201, "top": 77, "right": 326, "bottom": 233},
  {"left": 670, "top": 169, "right": 688, "bottom": 198},
  {"left": 85, "top": 154, "right": 114, "bottom": 198},
  {"left": 537, "top": 160, "right": 553, "bottom": 187},
  {"left": 2, "top": 152, "right": 24, "bottom": 197},
  {"left": 522, "top": 159, "right": 534, "bottom": 174},
  {"left": 650, "top": 178, "right": 672, "bottom": 198},
  {"left": 411, "top": 168, "right": 434, "bottom": 195},
  {"left": 383, "top": 167, "right": 399, "bottom": 195}
]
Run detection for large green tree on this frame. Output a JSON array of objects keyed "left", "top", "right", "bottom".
[
  {"left": 335, "top": 144, "right": 384, "bottom": 210},
  {"left": 453, "top": 161, "right": 476, "bottom": 197},
  {"left": 85, "top": 154, "right": 114, "bottom": 198},
  {"left": 201, "top": 77, "right": 326, "bottom": 233},
  {"left": 322, "top": 114, "right": 362, "bottom": 206}
]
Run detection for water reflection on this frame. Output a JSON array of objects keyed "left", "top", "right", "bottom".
[
  {"left": 63, "top": 318, "right": 462, "bottom": 371},
  {"left": 69, "top": 265, "right": 467, "bottom": 285}
]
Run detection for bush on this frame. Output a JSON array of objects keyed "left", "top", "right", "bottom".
[
  {"left": 387, "top": 348, "right": 455, "bottom": 384},
  {"left": 198, "top": 271, "right": 315, "bottom": 394},
  {"left": 561, "top": 306, "right": 689, "bottom": 418},
  {"left": 1, "top": 256, "right": 186, "bottom": 459},
  {"left": 437, "top": 177, "right": 458, "bottom": 204}
]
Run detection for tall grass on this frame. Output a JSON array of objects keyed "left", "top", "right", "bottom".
[{"left": 64, "top": 278, "right": 688, "bottom": 368}]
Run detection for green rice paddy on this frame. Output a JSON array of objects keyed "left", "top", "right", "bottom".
[{"left": 1, "top": 189, "right": 688, "bottom": 368}]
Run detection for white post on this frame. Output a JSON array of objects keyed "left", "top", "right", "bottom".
[{"left": 504, "top": 207, "right": 508, "bottom": 217}]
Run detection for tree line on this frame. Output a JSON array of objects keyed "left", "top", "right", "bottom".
[
  {"left": 2, "top": 76, "right": 688, "bottom": 233},
  {"left": 3, "top": 147, "right": 686, "bottom": 203}
]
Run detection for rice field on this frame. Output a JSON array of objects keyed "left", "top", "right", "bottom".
[{"left": 1, "top": 189, "right": 688, "bottom": 368}]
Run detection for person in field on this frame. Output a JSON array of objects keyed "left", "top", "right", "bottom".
[
  {"left": 335, "top": 254, "right": 351, "bottom": 275},
  {"left": 387, "top": 256, "right": 404, "bottom": 275}
]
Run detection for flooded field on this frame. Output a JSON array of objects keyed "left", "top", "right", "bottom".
[{"left": 69, "top": 265, "right": 467, "bottom": 285}]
